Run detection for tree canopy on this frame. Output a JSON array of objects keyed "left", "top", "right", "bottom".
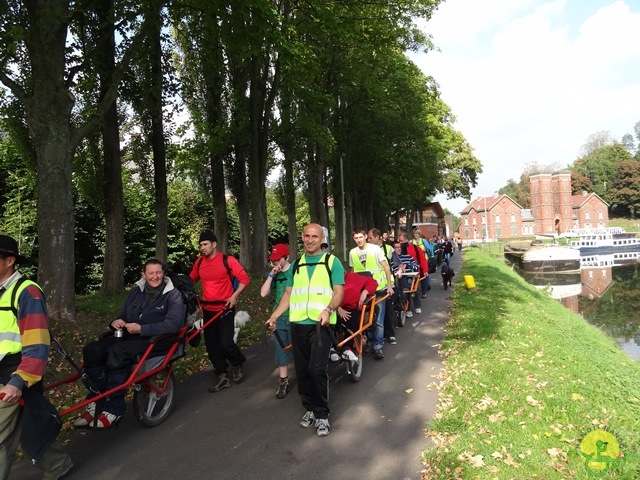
[{"left": 0, "top": 0, "right": 481, "bottom": 321}]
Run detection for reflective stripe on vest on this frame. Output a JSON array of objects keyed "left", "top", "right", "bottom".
[
  {"left": 0, "top": 279, "right": 34, "bottom": 355},
  {"left": 350, "top": 247, "right": 387, "bottom": 290},
  {"left": 289, "top": 254, "right": 336, "bottom": 325}
]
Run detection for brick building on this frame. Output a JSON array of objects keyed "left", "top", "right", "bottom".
[
  {"left": 459, "top": 194, "right": 528, "bottom": 241},
  {"left": 530, "top": 173, "right": 609, "bottom": 235},
  {"left": 459, "top": 172, "right": 609, "bottom": 241}
]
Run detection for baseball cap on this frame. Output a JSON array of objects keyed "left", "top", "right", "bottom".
[{"left": 268, "top": 243, "right": 290, "bottom": 261}]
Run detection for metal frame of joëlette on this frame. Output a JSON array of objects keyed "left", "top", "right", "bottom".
[{"left": 44, "top": 308, "right": 226, "bottom": 419}]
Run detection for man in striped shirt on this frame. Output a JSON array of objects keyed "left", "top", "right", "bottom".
[{"left": 0, "top": 234, "right": 72, "bottom": 479}]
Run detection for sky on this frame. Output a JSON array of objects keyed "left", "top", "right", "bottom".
[{"left": 410, "top": 0, "right": 640, "bottom": 215}]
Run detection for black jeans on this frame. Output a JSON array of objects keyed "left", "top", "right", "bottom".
[
  {"left": 83, "top": 335, "right": 167, "bottom": 415},
  {"left": 203, "top": 308, "right": 246, "bottom": 376},
  {"left": 291, "top": 323, "right": 332, "bottom": 419}
]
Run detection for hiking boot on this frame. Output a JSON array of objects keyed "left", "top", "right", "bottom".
[
  {"left": 41, "top": 455, "right": 73, "bottom": 480},
  {"left": 374, "top": 348, "right": 384, "bottom": 360},
  {"left": 315, "top": 417, "right": 331, "bottom": 437},
  {"left": 73, "top": 402, "right": 96, "bottom": 428},
  {"left": 299, "top": 411, "right": 315, "bottom": 428},
  {"left": 232, "top": 364, "right": 244, "bottom": 383},
  {"left": 275, "top": 377, "right": 291, "bottom": 399},
  {"left": 209, "top": 373, "right": 232, "bottom": 392},
  {"left": 95, "top": 411, "right": 123, "bottom": 429},
  {"left": 329, "top": 348, "right": 340, "bottom": 362},
  {"left": 388, "top": 336, "right": 397, "bottom": 345}
]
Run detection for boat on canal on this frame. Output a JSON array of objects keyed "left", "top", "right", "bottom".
[
  {"left": 504, "top": 241, "right": 581, "bottom": 274},
  {"left": 566, "top": 227, "right": 640, "bottom": 253}
]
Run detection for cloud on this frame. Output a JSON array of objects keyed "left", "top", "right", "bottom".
[{"left": 415, "top": 1, "right": 640, "bottom": 214}]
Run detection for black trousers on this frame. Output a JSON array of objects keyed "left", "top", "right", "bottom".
[
  {"left": 291, "top": 323, "right": 332, "bottom": 419},
  {"left": 203, "top": 308, "right": 246, "bottom": 376}
]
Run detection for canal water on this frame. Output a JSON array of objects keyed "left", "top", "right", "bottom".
[{"left": 506, "top": 249, "right": 640, "bottom": 361}]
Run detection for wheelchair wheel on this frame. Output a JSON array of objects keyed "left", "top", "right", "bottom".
[
  {"left": 398, "top": 308, "right": 406, "bottom": 327},
  {"left": 133, "top": 368, "right": 175, "bottom": 427},
  {"left": 345, "top": 335, "right": 363, "bottom": 383}
]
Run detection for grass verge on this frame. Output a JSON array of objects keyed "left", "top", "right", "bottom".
[{"left": 422, "top": 247, "right": 640, "bottom": 479}]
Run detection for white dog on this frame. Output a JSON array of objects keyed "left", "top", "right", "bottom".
[{"left": 233, "top": 310, "right": 251, "bottom": 343}]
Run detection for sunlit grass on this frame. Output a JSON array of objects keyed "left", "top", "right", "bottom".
[{"left": 422, "top": 248, "right": 640, "bottom": 479}]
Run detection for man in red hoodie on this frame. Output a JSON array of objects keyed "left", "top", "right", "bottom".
[
  {"left": 190, "top": 230, "right": 251, "bottom": 393},
  {"left": 397, "top": 231, "right": 427, "bottom": 314}
]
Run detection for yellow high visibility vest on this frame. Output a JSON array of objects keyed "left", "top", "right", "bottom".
[
  {"left": 289, "top": 253, "right": 337, "bottom": 325},
  {"left": 0, "top": 279, "right": 35, "bottom": 356},
  {"left": 350, "top": 246, "right": 388, "bottom": 290}
]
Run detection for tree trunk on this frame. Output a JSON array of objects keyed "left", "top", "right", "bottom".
[
  {"left": 149, "top": 8, "right": 168, "bottom": 262},
  {"left": 98, "top": 0, "right": 125, "bottom": 294},
  {"left": 22, "top": 1, "right": 76, "bottom": 321}
]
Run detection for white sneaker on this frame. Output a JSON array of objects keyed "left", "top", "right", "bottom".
[
  {"left": 406, "top": 311, "right": 413, "bottom": 318},
  {"left": 73, "top": 402, "right": 96, "bottom": 428},
  {"left": 329, "top": 348, "right": 340, "bottom": 362},
  {"left": 342, "top": 349, "right": 358, "bottom": 362},
  {"left": 415, "top": 308, "right": 422, "bottom": 314}
]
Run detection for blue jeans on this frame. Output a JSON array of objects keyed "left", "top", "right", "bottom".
[{"left": 372, "top": 296, "right": 386, "bottom": 350}]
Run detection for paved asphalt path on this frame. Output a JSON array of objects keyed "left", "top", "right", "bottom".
[{"left": 12, "top": 253, "right": 461, "bottom": 480}]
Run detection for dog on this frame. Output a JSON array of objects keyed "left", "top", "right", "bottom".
[
  {"left": 233, "top": 310, "right": 251, "bottom": 343},
  {"left": 441, "top": 264, "right": 455, "bottom": 290}
]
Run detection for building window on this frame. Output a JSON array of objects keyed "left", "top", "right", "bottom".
[
  {"left": 496, "top": 226, "right": 502, "bottom": 237},
  {"left": 511, "top": 225, "right": 517, "bottom": 236},
  {"left": 464, "top": 217, "right": 469, "bottom": 226},
  {"left": 495, "top": 214, "right": 501, "bottom": 224},
  {"left": 598, "top": 210, "right": 603, "bottom": 219},
  {"left": 585, "top": 211, "right": 590, "bottom": 220},
  {"left": 472, "top": 217, "right": 477, "bottom": 225},
  {"left": 482, "top": 214, "right": 486, "bottom": 225},
  {"left": 511, "top": 213, "right": 515, "bottom": 223}
]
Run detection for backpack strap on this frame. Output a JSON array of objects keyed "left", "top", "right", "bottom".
[
  {"left": 292, "top": 253, "right": 334, "bottom": 289},
  {"left": 9, "top": 277, "right": 27, "bottom": 319}
]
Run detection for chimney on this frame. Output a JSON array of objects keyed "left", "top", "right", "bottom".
[{"left": 582, "top": 191, "right": 587, "bottom": 196}]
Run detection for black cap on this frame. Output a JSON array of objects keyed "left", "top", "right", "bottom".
[{"left": 198, "top": 230, "right": 217, "bottom": 243}]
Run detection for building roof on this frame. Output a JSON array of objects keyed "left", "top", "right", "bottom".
[
  {"left": 571, "top": 191, "right": 610, "bottom": 209},
  {"left": 460, "top": 194, "right": 523, "bottom": 214}
]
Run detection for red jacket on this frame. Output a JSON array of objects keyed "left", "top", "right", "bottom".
[
  {"left": 406, "top": 242, "right": 427, "bottom": 275},
  {"left": 190, "top": 253, "right": 251, "bottom": 311},
  {"left": 341, "top": 272, "right": 378, "bottom": 310}
]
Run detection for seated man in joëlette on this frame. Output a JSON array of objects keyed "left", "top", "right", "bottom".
[{"left": 73, "top": 258, "right": 185, "bottom": 429}]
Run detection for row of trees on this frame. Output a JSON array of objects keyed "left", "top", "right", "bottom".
[
  {"left": 499, "top": 122, "right": 640, "bottom": 217},
  {"left": 0, "top": 1, "right": 481, "bottom": 322}
]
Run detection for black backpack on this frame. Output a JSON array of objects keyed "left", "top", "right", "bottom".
[{"left": 166, "top": 272, "right": 200, "bottom": 327}]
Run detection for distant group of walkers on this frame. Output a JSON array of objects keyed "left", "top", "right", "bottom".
[{"left": 0, "top": 224, "right": 458, "bottom": 477}]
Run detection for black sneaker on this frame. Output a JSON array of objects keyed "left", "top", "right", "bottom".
[
  {"left": 363, "top": 343, "right": 374, "bottom": 356},
  {"left": 275, "top": 377, "right": 291, "bottom": 399},
  {"left": 232, "top": 364, "right": 244, "bottom": 383},
  {"left": 208, "top": 373, "right": 232, "bottom": 392},
  {"left": 374, "top": 348, "right": 384, "bottom": 360}
]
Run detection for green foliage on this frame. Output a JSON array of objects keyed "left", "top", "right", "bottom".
[
  {"left": 607, "top": 160, "right": 640, "bottom": 218},
  {"left": 571, "top": 142, "right": 632, "bottom": 198}
]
